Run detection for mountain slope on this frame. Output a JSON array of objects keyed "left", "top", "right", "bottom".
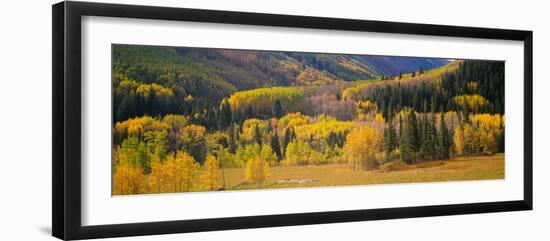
[
  {"left": 114, "top": 45, "right": 449, "bottom": 90},
  {"left": 112, "top": 45, "right": 450, "bottom": 122},
  {"left": 352, "top": 56, "right": 450, "bottom": 76}
]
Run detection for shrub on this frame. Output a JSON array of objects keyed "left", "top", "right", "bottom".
[{"left": 379, "top": 160, "right": 409, "bottom": 172}]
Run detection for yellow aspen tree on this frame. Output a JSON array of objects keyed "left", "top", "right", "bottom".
[
  {"left": 453, "top": 125, "right": 465, "bottom": 156},
  {"left": 149, "top": 160, "right": 171, "bottom": 193},
  {"left": 344, "top": 126, "right": 383, "bottom": 170},
  {"left": 480, "top": 131, "right": 497, "bottom": 154},
  {"left": 244, "top": 155, "right": 270, "bottom": 188},
  {"left": 462, "top": 124, "right": 477, "bottom": 154},
  {"left": 149, "top": 151, "right": 199, "bottom": 193},
  {"left": 113, "top": 162, "right": 144, "bottom": 195},
  {"left": 176, "top": 151, "right": 200, "bottom": 192},
  {"left": 201, "top": 155, "right": 220, "bottom": 191},
  {"left": 471, "top": 114, "right": 503, "bottom": 155}
]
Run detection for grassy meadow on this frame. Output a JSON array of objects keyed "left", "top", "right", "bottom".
[
  {"left": 232, "top": 153, "right": 505, "bottom": 190},
  {"left": 136, "top": 153, "right": 504, "bottom": 193}
]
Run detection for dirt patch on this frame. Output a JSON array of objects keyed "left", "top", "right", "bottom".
[{"left": 275, "top": 178, "right": 316, "bottom": 184}]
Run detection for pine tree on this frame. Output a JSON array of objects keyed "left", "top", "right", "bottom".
[
  {"left": 253, "top": 124, "right": 262, "bottom": 145},
  {"left": 398, "top": 114, "right": 403, "bottom": 139},
  {"left": 419, "top": 101, "right": 428, "bottom": 158},
  {"left": 337, "top": 131, "right": 345, "bottom": 148},
  {"left": 227, "top": 123, "right": 238, "bottom": 154},
  {"left": 438, "top": 110, "right": 451, "bottom": 159},
  {"left": 205, "top": 107, "right": 218, "bottom": 130},
  {"left": 270, "top": 130, "right": 282, "bottom": 161},
  {"left": 408, "top": 109, "right": 420, "bottom": 152},
  {"left": 273, "top": 99, "right": 282, "bottom": 119},
  {"left": 399, "top": 121, "right": 412, "bottom": 164},
  {"left": 328, "top": 132, "right": 337, "bottom": 148},
  {"left": 282, "top": 127, "right": 293, "bottom": 157},
  {"left": 218, "top": 98, "right": 232, "bottom": 129},
  {"left": 384, "top": 115, "right": 397, "bottom": 157},
  {"left": 426, "top": 113, "right": 438, "bottom": 160},
  {"left": 400, "top": 110, "right": 418, "bottom": 164}
]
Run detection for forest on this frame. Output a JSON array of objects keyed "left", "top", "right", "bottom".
[{"left": 111, "top": 45, "right": 505, "bottom": 195}]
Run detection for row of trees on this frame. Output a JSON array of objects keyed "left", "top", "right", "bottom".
[
  {"left": 112, "top": 111, "right": 504, "bottom": 194},
  {"left": 113, "top": 143, "right": 273, "bottom": 195}
]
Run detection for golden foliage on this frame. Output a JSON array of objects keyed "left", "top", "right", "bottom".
[
  {"left": 113, "top": 162, "right": 145, "bottom": 195},
  {"left": 467, "top": 81, "right": 479, "bottom": 93},
  {"left": 261, "top": 145, "right": 279, "bottom": 165},
  {"left": 244, "top": 153, "right": 271, "bottom": 188},
  {"left": 282, "top": 140, "right": 325, "bottom": 166},
  {"left": 180, "top": 124, "right": 206, "bottom": 141},
  {"left": 114, "top": 116, "right": 169, "bottom": 137},
  {"left": 453, "top": 94, "right": 490, "bottom": 112},
  {"left": 228, "top": 86, "right": 305, "bottom": 116},
  {"left": 240, "top": 119, "right": 269, "bottom": 143},
  {"left": 278, "top": 112, "right": 311, "bottom": 130},
  {"left": 355, "top": 100, "right": 378, "bottom": 116},
  {"left": 162, "top": 114, "right": 189, "bottom": 130},
  {"left": 202, "top": 155, "right": 221, "bottom": 191},
  {"left": 454, "top": 114, "right": 504, "bottom": 156},
  {"left": 135, "top": 82, "right": 174, "bottom": 98},
  {"left": 344, "top": 126, "right": 383, "bottom": 170},
  {"left": 235, "top": 144, "right": 261, "bottom": 168},
  {"left": 293, "top": 118, "right": 355, "bottom": 141},
  {"left": 453, "top": 125, "right": 465, "bottom": 155},
  {"left": 148, "top": 151, "right": 200, "bottom": 193},
  {"left": 295, "top": 67, "right": 340, "bottom": 85},
  {"left": 471, "top": 114, "right": 504, "bottom": 154}
]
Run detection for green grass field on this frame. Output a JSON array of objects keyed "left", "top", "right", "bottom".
[{"left": 220, "top": 153, "right": 504, "bottom": 191}]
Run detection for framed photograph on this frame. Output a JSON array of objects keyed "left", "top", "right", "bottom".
[{"left": 52, "top": 1, "right": 533, "bottom": 240}]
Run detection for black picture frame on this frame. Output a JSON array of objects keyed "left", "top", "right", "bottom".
[{"left": 52, "top": 1, "right": 533, "bottom": 240}]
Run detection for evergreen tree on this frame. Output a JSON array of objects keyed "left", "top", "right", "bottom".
[
  {"left": 384, "top": 115, "right": 397, "bottom": 157},
  {"left": 273, "top": 99, "right": 283, "bottom": 119},
  {"left": 271, "top": 130, "right": 282, "bottom": 161},
  {"left": 408, "top": 109, "right": 420, "bottom": 152},
  {"left": 227, "top": 123, "right": 238, "bottom": 154},
  {"left": 426, "top": 113, "right": 438, "bottom": 160},
  {"left": 419, "top": 100, "right": 428, "bottom": 158},
  {"left": 398, "top": 114, "right": 403, "bottom": 139},
  {"left": 337, "top": 131, "right": 345, "bottom": 148},
  {"left": 218, "top": 98, "right": 232, "bottom": 129},
  {"left": 438, "top": 109, "right": 451, "bottom": 159},
  {"left": 399, "top": 119, "right": 413, "bottom": 164},
  {"left": 328, "top": 132, "right": 337, "bottom": 148},
  {"left": 205, "top": 108, "right": 218, "bottom": 130},
  {"left": 253, "top": 124, "right": 262, "bottom": 145},
  {"left": 400, "top": 110, "right": 418, "bottom": 164},
  {"left": 282, "top": 127, "right": 293, "bottom": 156}
]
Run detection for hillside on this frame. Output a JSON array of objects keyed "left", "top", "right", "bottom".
[
  {"left": 112, "top": 45, "right": 449, "bottom": 122},
  {"left": 342, "top": 60, "right": 505, "bottom": 116},
  {"left": 351, "top": 55, "right": 449, "bottom": 76},
  {"left": 342, "top": 60, "right": 463, "bottom": 101}
]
